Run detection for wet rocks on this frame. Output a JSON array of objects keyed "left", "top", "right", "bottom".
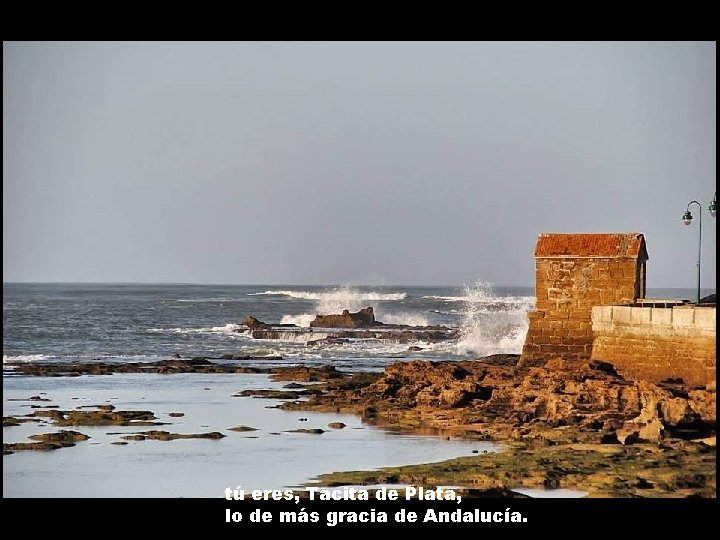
[
  {"left": 168, "top": 412, "right": 185, "bottom": 417},
  {"left": 120, "top": 430, "right": 226, "bottom": 441},
  {"left": 270, "top": 365, "right": 345, "bottom": 382},
  {"left": 310, "top": 307, "right": 379, "bottom": 328},
  {"left": 244, "top": 316, "right": 270, "bottom": 329},
  {"left": 286, "top": 428, "right": 325, "bottom": 435},
  {"left": 233, "top": 389, "right": 309, "bottom": 399},
  {"left": 4, "top": 430, "right": 90, "bottom": 454},
  {"left": 5, "top": 442, "right": 63, "bottom": 454},
  {"left": 228, "top": 425, "right": 258, "bottom": 432},
  {"left": 29, "top": 430, "right": 90, "bottom": 443},
  {"left": 327, "top": 422, "right": 346, "bottom": 429},
  {"left": 280, "top": 357, "right": 717, "bottom": 448},
  {"left": 25, "top": 409, "right": 164, "bottom": 427}
]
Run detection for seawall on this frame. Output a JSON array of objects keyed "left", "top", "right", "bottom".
[{"left": 590, "top": 305, "right": 716, "bottom": 388}]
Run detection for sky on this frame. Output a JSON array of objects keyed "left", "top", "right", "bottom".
[{"left": 3, "top": 42, "right": 716, "bottom": 288}]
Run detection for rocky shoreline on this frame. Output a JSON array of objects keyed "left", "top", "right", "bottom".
[
  {"left": 3, "top": 353, "right": 715, "bottom": 497},
  {"left": 278, "top": 355, "right": 715, "bottom": 497}
]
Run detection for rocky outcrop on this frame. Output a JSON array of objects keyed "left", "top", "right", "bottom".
[
  {"left": 250, "top": 327, "right": 458, "bottom": 343},
  {"left": 120, "top": 430, "right": 225, "bottom": 441},
  {"left": 244, "top": 316, "right": 270, "bottom": 329},
  {"left": 281, "top": 357, "right": 716, "bottom": 446},
  {"left": 228, "top": 425, "right": 258, "bottom": 432},
  {"left": 310, "top": 307, "right": 379, "bottom": 328},
  {"left": 29, "top": 430, "right": 90, "bottom": 443},
  {"left": 26, "top": 408, "right": 163, "bottom": 427},
  {"left": 4, "top": 430, "right": 90, "bottom": 455}
]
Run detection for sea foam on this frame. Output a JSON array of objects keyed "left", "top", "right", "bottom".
[
  {"left": 268, "top": 286, "right": 428, "bottom": 328},
  {"left": 3, "top": 354, "right": 51, "bottom": 364},
  {"left": 455, "top": 282, "right": 533, "bottom": 356}
]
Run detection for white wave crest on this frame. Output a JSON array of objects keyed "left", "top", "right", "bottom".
[
  {"left": 146, "top": 323, "right": 245, "bottom": 335},
  {"left": 280, "top": 313, "right": 316, "bottom": 327},
  {"left": 248, "top": 288, "right": 406, "bottom": 302},
  {"left": 209, "top": 323, "right": 245, "bottom": 333},
  {"left": 455, "top": 281, "right": 532, "bottom": 356},
  {"left": 176, "top": 297, "right": 235, "bottom": 303},
  {"left": 424, "top": 294, "right": 535, "bottom": 307},
  {"left": 268, "top": 286, "right": 408, "bottom": 328},
  {"left": 3, "top": 354, "right": 51, "bottom": 364},
  {"left": 277, "top": 332, "right": 331, "bottom": 344}
]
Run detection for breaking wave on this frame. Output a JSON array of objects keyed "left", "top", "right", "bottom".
[
  {"left": 271, "top": 286, "right": 415, "bottom": 328},
  {"left": 280, "top": 314, "right": 316, "bottom": 327},
  {"left": 146, "top": 323, "right": 245, "bottom": 335},
  {"left": 3, "top": 354, "right": 52, "bottom": 364},
  {"left": 249, "top": 288, "right": 407, "bottom": 302},
  {"left": 455, "top": 282, "right": 533, "bottom": 356}
]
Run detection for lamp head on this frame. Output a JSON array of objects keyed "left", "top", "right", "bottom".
[
  {"left": 682, "top": 210, "right": 693, "bottom": 225},
  {"left": 709, "top": 193, "right": 717, "bottom": 218}
]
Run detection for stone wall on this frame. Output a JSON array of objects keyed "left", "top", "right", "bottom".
[
  {"left": 521, "top": 257, "right": 642, "bottom": 363},
  {"left": 591, "top": 305, "right": 716, "bottom": 388}
]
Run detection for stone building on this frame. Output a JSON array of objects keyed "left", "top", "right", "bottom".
[{"left": 521, "top": 233, "right": 648, "bottom": 364}]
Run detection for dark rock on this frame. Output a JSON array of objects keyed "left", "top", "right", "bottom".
[
  {"left": 31, "top": 409, "right": 163, "bottom": 427},
  {"left": 234, "top": 389, "right": 308, "bottom": 399},
  {"left": 287, "top": 428, "right": 325, "bottom": 435},
  {"left": 4, "top": 441, "right": 72, "bottom": 454},
  {"left": 77, "top": 404, "right": 116, "bottom": 411},
  {"left": 327, "top": 422, "right": 346, "bottom": 429},
  {"left": 228, "top": 425, "right": 258, "bottom": 432},
  {"left": 310, "top": 307, "right": 379, "bottom": 328},
  {"left": 244, "top": 316, "right": 270, "bottom": 330},
  {"left": 168, "top": 412, "right": 185, "bottom": 417},
  {"left": 121, "top": 430, "right": 226, "bottom": 441},
  {"left": 29, "top": 430, "right": 90, "bottom": 443},
  {"left": 4, "top": 430, "right": 90, "bottom": 454}
]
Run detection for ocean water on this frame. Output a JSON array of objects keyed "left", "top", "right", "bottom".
[
  {"left": 3, "top": 372, "right": 496, "bottom": 497},
  {"left": 2, "top": 282, "right": 538, "bottom": 369}
]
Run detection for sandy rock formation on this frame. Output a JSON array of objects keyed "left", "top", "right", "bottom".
[{"left": 310, "top": 307, "right": 379, "bottom": 328}]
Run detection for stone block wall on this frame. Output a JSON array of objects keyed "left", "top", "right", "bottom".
[
  {"left": 591, "top": 306, "right": 716, "bottom": 388},
  {"left": 522, "top": 257, "right": 642, "bottom": 363}
]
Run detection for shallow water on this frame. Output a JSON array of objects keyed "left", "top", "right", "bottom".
[{"left": 3, "top": 373, "right": 497, "bottom": 498}]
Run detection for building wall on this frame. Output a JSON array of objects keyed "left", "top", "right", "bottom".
[
  {"left": 591, "top": 305, "right": 716, "bottom": 388},
  {"left": 521, "top": 257, "right": 642, "bottom": 363}
]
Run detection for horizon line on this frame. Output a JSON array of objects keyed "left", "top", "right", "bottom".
[
  {"left": 1, "top": 280, "right": 533, "bottom": 288},
  {"left": 2, "top": 281, "right": 715, "bottom": 290}
]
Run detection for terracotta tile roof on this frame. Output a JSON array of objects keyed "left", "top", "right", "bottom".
[{"left": 534, "top": 233, "right": 648, "bottom": 259}]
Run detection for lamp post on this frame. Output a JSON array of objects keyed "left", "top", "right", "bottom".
[{"left": 682, "top": 192, "right": 716, "bottom": 304}]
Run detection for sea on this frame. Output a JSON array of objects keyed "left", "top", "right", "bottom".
[
  {"left": 2, "top": 283, "right": 706, "bottom": 497},
  {"left": 2, "top": 282, "right": 540, "bottom": 369}
]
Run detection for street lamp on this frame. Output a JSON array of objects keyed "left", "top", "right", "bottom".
[{"left": 682, "top": 192, "right": 716, "bottom": 304}]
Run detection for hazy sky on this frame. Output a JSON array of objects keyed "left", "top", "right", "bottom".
[{"left": 3, "top": 42, "right": 716, "bottom": 287}]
